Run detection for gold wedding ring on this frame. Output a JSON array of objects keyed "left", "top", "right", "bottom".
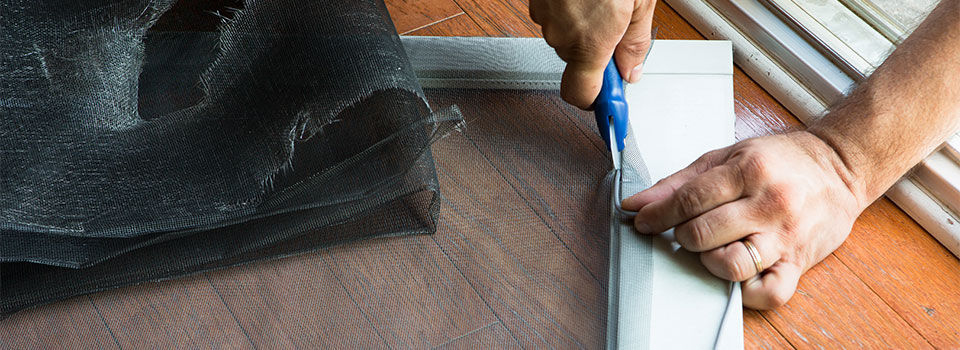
[{"left": 742, "top": 240, "right": 764, "bottom": 275}]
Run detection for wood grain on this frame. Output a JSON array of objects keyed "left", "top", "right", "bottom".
[
  {"left": 87, "top": 274, "right": 254, "bottom": 348},
  {"left": 408, "top": 13, "right": 483, "bottom": 37},
  {"left": 384, "top": 0, "right": 464, "bottom": 34},
  {"left": 835, "top": 198, "right": 960, "bottom": 347},
  {"left": 429, "top": 90, "right": 611, "bottom": 348},
  {"left": 744, "top": 310, "right": 793, "bottom": 349},
  {"left": 761, "top": 255, "right": 931, "bottom": 348},
  {"left": 0, "top": 296, "right": 120, "bottom": 350},
  {"left": 435, "top": 321, "right": 519, "bottom": 349},
  {"left": 203, "top": 253, "right": 388, "bottom": 348},
  {"left": 319, "top": 235, "right": 500, "bottom": 349},
  {"left": 452, "top": 0, "right": 540, "bottom": 36}
]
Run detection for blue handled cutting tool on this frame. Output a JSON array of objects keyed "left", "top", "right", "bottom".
[
  {"left": 594, "top": 27, "right": 657, "bottom": 171},
  {"left": 595, "top": 31, "right": 656, "bottom": 216},
  {"left": 594, "top": 58, "right": 630, "bottom": 170},
  {"left": 595, "top": 58, "right": 638, "bottom": 217}
]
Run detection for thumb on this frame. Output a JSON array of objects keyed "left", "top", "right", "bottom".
[
  {"left": 614, "top": 7, "right": 656, "bottom": 83},
  {"left": 560, "top": 58, "right": 609, "bottom": 110}
]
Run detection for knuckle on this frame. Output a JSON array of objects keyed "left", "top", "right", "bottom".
[
  {"left": 693, "top": 151, "right": 713, "bottom": 165},
  {"left": 777, "top": 219, "right": 801, "bottom": 245},
  {"left": 618, "top": 39, "right": 650, "bottom": 57},
  {"left": 766, "top": 183, "right": 799, "bottom": 213},
  {"left": 542, "top": 28, "right": 563, "bottom": 48},
  {"left": 721, "top": 254, "right": 749, "bottom": 281},
  {"left": 738, "top": 149, "right": 772, "bottom": 179},
  {"left": 564, "top": 39, "right": 602, "bottom": 63},
  {"left": 679, "top": 219, "right": 711, "bottom": 251},
  {"left": 674, "top": 186, "right": 706, "bottom": 217},
  {"left": 614, "top": 3, "right": 636, "bottom": 18},
  {"left": 739, "top": 137, "right": 765, "bottom": 149},
  {"left": 693, "top": 149, "right": 724, "bottom": 172},
  {"left": 701, "top": 148, "right": 726, "bottom": 162}
]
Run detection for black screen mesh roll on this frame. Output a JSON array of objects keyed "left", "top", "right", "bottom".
[{"left": 1, "top": 0, "right": 460, "bottom": 316}]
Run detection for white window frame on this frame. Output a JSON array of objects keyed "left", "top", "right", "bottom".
[
  {"left": 839, "top": 0, "right": 912, "bottom": 43},
  {"left": 664, "top": 0, "right": 960, "bottom": 257}
]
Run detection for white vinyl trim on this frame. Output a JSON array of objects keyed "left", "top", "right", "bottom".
[
  {"left": 699, "top": 0, "right": 856, "bottom": 105},
  {"left": 887, "top": 178, "right": 960, "bottom": 256},
  {"left": 914, "top": 151, "right": 960, "bottom": 217},
  {"left": 838, "top": 0, "right": 910, "bottom": 43},
  {"left": 760, "top": 0, "right": 895, "bottom": 76}
]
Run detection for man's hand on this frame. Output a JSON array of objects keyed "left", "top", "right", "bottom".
[
  {"left": 529, "top": 0, "right": 656, "bottom": 109},
  {"left": 622, "top": 131, "right": 866, "bottom": 309}
]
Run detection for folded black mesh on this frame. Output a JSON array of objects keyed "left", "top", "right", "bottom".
[{"left": 0, "top": 0, "right": 459, "bottom": 317}]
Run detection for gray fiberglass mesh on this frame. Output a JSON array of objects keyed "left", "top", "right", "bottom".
[{"left": 0, "top": 0, "right": 458, "bottom": 316}]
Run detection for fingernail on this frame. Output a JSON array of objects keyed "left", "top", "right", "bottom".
[{"left": 629, "top": 63, "right": 644, "bottom": 83}]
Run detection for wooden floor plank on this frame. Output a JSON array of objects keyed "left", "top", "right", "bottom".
[
  {"left": 384, "top": 0, "right": 465, "bottom": 35},
  {"left": 760, "top": 255, "right": 932, "bottom": 348},
  {"left": 319, "top": 235, "right": 500, "bottom": 349},
  {"left": 204, "top": 254, "right": 388, "bottom": 348},
  {"left": 732, "top": 68, "right": 806, "bottom": 138},
  {"left": 194, "top": 1, "right": 498, "bottom": 348},
  {"left": 834, "top": 199, "right": 960, "bottom": 347},
  {"left": 436, "top": 321, "right": 520, "bottom": 349},
  {"left": 744, "top": 310, "right": 794, "bottom": 349},
  {"left": 452, "top": 0, "right": 540, "bottom": 36},
  {"left": 432, "top": 161, "right": 605, "bottom": 348},
  {"left": 87, "top": 274, "right": 254, "bottom": 348},
  {"left": 420, "top": 1, "right": 960, "bottom": 346},
  {"left": 0, "top": 296, "right": 120, "bottom": 350},
  {"left": 407, "top": 13, "right": 483, "bottom": 37}
]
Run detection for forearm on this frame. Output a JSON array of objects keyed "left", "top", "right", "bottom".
[{"left": 809, "top": 1, "right": 960, "bottom": 206}]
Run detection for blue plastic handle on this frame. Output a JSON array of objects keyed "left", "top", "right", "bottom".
[{"left": 594, "top": 58, "right": 629, "bottom": 152}]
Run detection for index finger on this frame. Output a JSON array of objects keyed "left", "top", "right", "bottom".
[
  {"left": 633, "top": 163, "right": 745, "bottom": 234},
  {"left": 622, "top": 148, "right": 727, "bottom": 211}
]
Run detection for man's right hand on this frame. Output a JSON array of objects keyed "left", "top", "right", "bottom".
[{"left": 529, "top": 0, "right": 657, "bottom": 109}]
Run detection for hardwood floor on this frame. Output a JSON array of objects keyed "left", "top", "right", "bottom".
[{"left": 2, "top": 0, "right": 959, "bottom": 348}]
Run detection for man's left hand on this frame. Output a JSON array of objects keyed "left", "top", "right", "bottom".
[{"left": 621, "top": 131, "right": 867, "bottom": 309}]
